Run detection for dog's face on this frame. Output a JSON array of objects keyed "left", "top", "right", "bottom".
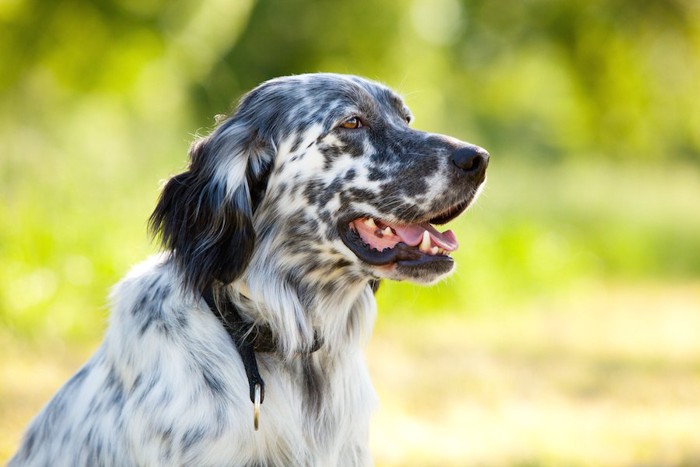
[{"left": 151, "top": 74, "right": 488, "bottom": 292}]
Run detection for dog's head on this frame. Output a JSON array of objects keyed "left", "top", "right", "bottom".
[{"left": 151, "top": 73, "right": 488, "bottom": 293}]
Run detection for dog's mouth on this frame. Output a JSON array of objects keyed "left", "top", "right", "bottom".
[{"left": 338, "top": 199, "right": 470, "bottom": 267}]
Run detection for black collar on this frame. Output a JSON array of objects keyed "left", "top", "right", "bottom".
[
  {"left": 202, "top": 287, "right": 272, "bottom": 408},
  {"left": 201, "top": 285, "right": 322, "bottom": 429}
]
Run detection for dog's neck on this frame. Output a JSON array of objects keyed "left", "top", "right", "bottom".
[{"left": 228, "top": 269, "right": 377, "bottom": 359}]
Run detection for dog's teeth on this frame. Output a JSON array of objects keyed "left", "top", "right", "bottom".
[
  {"left": 430, "top": 246, "right": 439, "bottom": 255},
  {"left": 382, "top": 227, "right": 393, "bottom": 237},
  {"left": 364, "top": 218, "right": 377, "bottom": 228},
  {"left": 419, "top": 231, "right": 432, "bottom": 253}
]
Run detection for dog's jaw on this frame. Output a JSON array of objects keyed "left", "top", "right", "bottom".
[{"left": 336, "top": 183, "right": 484, "bottom": 285}]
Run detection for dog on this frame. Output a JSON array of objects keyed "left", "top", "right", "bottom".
[{"left": 10, "top": 73, "right": 488, "bottom": 466}]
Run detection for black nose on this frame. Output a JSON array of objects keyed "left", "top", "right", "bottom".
[{"left": 451, "top": 145, "right": 489, "bottom": 175}]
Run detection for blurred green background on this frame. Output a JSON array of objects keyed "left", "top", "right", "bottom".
[{"left": 1, "top": 0, "right": 699, "bottom": 465}]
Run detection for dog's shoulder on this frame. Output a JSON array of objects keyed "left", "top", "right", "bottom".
[
  {"left": 104, "top": 253, "right": 233, "bottom": 372},
  {"left": 108, "top": 253, "right": 176, "bottom": 314},
  {"left": 106, "top": 254, "right": 193, "bottom": 342}
]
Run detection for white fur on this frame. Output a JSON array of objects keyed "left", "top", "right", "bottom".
[{"left": 11, "top": 255, "right": 376, "bottom": 466}]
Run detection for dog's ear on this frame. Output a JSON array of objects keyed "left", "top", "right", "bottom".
[{"left": 149, "top": 120, "right": 273, "bottom": 294}]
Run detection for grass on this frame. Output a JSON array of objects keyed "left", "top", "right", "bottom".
[
  {"left": 2, "top": 281, "right": 699, "bottom": 465},
  {"left": 370, "top": 281, "right": 700, "bottom": 466}
]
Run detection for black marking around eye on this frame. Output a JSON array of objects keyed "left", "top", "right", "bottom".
[
  {"left": 346, "top": 144, "right": 365, "bottom": 159},
  {"left": 335, "top": 133, "right": 365, "bottom": 158}
]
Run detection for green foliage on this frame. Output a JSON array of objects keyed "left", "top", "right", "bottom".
[{"left": 1, "top": 0, "right": 699, "bottom": 339}]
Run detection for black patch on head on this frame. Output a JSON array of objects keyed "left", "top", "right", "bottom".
[
  {"left": 334, "top": 133, "right": 366, "bottom": 159},
  {"left": 348, "top": 188, "right": 376, "bottom": 202},
  {"left": 319, "top": 143, "right": 345, "bottom": 171},
  {"left": 367, "top": 164, "right": 391, "bottom": 182},
  {"left": 302, "top": 180, "right": 324, "bottom": 206},
  {"left": 318, "top": 209, "right": 332, "bottom": 227},
  {"left": 313, "top": 177, "right": 344, "bottom": 208}
]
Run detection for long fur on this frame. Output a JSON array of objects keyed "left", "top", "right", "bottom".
[{"left": 10, "top": 73, "right": 488, "bottom": 466}]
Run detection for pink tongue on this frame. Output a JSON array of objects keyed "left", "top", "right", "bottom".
[{"left": 393, "top": 223, "right": 459, "bottom": 251}]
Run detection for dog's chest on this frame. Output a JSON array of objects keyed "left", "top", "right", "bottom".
[{"left": 189, "top": 351, "right": 375, "bottom": 465}]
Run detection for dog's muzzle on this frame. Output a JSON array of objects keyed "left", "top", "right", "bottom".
[{"left": 339, "top": 144, "right": 489, "bottom": 274}]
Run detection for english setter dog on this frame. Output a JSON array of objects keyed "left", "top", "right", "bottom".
[{"left": 11, "top": 73, "right": 488, "bottom": 466}]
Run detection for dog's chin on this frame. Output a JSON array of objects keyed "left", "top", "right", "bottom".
[{"left": 377, "top": 257, "right": 455, "bottom": 284}]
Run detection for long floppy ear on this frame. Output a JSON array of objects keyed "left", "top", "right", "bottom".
[{"left": 149, "top": 120, "right": 273, "bottom": 294}]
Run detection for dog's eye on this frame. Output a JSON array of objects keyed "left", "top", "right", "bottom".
[{"left": 340, "top": 117, "right": 363, "bottom": 129}]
